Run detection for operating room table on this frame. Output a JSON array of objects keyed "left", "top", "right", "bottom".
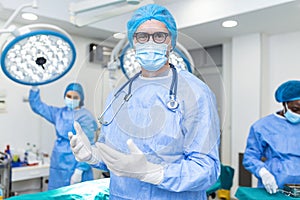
[
  {"left": 235, "top": 187, "right": 300, "bottom": 200},
  {"left": 6, "top": 178, "right": 110, "bottom": 200},
  {"left": 6, "top": 167, "right": 232, "bottom": 200}
]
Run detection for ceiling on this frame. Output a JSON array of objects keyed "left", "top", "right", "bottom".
[{"left": 0, "top": 0, "right": 300, "bottom": 49}]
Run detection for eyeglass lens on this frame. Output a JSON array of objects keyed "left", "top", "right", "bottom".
[
  {"left": 135, "top": 32, "right": 168, "bottom": 44},
  {"left": 66, "top": 94, "right": 79, "bottom": 99}
]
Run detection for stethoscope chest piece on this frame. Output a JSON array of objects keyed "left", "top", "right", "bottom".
[{"left": 166, "top": 94, "right": 179, "bottom": 111}]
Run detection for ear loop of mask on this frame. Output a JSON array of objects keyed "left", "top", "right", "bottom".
[{"left": 284, "top": 102, "right": 288, "bottom": 113}]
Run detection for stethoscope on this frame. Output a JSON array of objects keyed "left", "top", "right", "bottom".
[{"left": 98, "top": 64, "right": 179, "bottom": 125}]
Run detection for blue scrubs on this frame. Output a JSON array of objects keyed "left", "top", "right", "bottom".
[
  {"left": 29, "top": 89, "right": 98, "bottom": 190},
  {"left": 94, "top": 68, "right": 221, "bottom": 200},
  {"left": 243, "top": 113, "right": 300, "bottom": 188}
]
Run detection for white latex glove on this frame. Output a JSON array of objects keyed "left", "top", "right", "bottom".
[
  {"left": 259, "top": 167, "right": 278, "bottom": 194},
  {"left": 68, "top": 121, "right": 101, "bottom": 164},
  {"left": 70, "top": 169, "right": 83, "bottom": 185},
  {"left": 97, "top": 139, "right": 164, "bottom": 185},
  {"left": 31, "top": 86, "right": 39, "bottom": 91}
]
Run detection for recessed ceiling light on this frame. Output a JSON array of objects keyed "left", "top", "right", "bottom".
[
  {"left": 113, "top": 32, "right": 126, "bottom": 39},
  {"left": 222, "top": 20, "right": 238, "bottom": 28},
  {"left": 21, "top": 12, "right": 38, "bottom": 21}
]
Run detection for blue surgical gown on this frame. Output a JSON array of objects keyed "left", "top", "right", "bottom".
[
  {"left": 94, "top": 68, "right": 221, "bottom": 200},
  {"left": 243, "top": 113, "right": 300, "bottom": 188},
  {"left": 29, "top": 89, "right": 98, "bottom": 190}
]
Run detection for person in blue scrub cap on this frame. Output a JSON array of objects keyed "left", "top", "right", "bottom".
[
  {"left": 243, "top": 80, "right": 300, "bottom": 194},
  {"left": 69, "top": 4, "right": 221, "bottom": 199},
  {"left": 29, "top": 83, "right": 98, "bottom": 190}
]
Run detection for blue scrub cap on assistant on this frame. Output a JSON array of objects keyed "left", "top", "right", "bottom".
[
  {"left": 127, "top": 4, "right": 177, "bottom": 49},
  {"left": 275, "top": 80, "right": 300, "bottom": 102},
  {"left": 64, "top": 83, "right": 84, "bottom": 106}
]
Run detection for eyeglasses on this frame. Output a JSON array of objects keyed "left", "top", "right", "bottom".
[
  {"left": 134, "top": 32, "right": 169, "bottom": 44},
  {"left": 66, "top": 94, "right": 80, "bottom": 100}
]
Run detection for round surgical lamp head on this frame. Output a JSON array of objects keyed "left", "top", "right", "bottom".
[
  {"left": 119, "top": 44, "right": 192, "bottom": 79},
  {"left": 0, "top": 24, "right": 76, "bottom": 86}
]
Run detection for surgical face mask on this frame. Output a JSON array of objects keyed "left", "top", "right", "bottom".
[
  {"left": 64, "top": 97, "right": 80, "bottom": 110},
  {"left": 284, "top": 107, "right": 300, "bottom": 124},
  {"left": 135, "top": 41, "right": 168, "bottom": 71}
]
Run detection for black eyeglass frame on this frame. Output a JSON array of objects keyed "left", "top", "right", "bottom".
[{"left": 134, "top": 32, "right": 169, "bottom": 44}]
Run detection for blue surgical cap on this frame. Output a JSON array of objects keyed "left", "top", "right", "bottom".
[
  {"left": 127, "top": 4, "right": 177, "bottom": 49},
  {"left": 275, "top": 80, "right": 300, "bottom": 102},
  {"left": 64, "top": 83, "right": 84, "bottom": 106}
]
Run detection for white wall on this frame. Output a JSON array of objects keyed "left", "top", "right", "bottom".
[
  {"left": 267, "top": 31, "right": 300, "bottom": 113},
  {"left": 230, "top": 33, "right": 262, "bottom": 195},
  {"left": 220, "top": 42, "right": 232, "bottom": 165}
]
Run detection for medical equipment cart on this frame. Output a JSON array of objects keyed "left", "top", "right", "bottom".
[{"left": 0, "top": 151, "right": 12, "bottom": 198}]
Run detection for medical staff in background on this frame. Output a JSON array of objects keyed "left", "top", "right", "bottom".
[
  {"left": 243, "top": 80, "right": 300, "bottom": 194},
  {"left": 69, "top": 4, "right": 220, "bottom": 199},
  {"left": 29, "top": 83, "right": 98, "bottom": 190}
]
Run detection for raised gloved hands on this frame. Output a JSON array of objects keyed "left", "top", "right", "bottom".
[
  {"left": 70, "top": 169, "right": 83, "bottom": 185},
  {"left": 68, "top": 121, "right": 101, "bottom": 164},
  {"left": 259, "top": 167, "right": 278, "bottom": 194},
  {"left": 97, "top": 139, "right": 164, "bottom": 185}
]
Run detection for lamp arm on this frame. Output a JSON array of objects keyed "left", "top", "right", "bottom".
[
  {"left": 176, "top": 42, "right": 195, "bottom": 67},
  {"left": 107, "top": 37, "right": 127, "bottom": 71},
  {"left": 0, "top": 25, "right": 17, "bottom": 34},
  {"left": 106, "top": 38, "right": 128, "bottom": 89},
  {"left": 3, "top": 0, "right": 38, "bottom": 29}
]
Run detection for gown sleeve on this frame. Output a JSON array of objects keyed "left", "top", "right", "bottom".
[
  {"left": 29, "top": 88, "right": 60, "bottom": 124},
  {"left": 243, "top": 125, "right": 266, "bottom": 178}
]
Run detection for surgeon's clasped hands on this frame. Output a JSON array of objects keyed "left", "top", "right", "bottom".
[
  {"left": 68, "top": 121, "right": 101, "bottom": 165},
  {"left": 97, "top": 139, "right": 164, "bottom": 185},
  {"left": 259, "top": 167, "right": 278, "bottom": 194},
  {"left": 69, "top": 121, "right": 164, "bottom": 185}
]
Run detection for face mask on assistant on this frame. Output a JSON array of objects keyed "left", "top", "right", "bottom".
[
  {"left": 284, "top": 104, "right": 300, "bottom": 124},
  {"left": 135, "top": 41, "right": 168, "bottom": 71},
  {"left": 65, "top": 97, "right": 80, "bottom": 110}
]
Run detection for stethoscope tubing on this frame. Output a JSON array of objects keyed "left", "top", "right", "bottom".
[{"left": 98, "top": 64, "right": 178, "bottom": 125}]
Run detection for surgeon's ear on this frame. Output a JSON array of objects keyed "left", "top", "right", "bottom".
[{"left": 168, "top": 41, "right": 173, "bottom": 52}]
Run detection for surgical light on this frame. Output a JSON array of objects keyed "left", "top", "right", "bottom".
[
  {"left": 1, "top": 24, "right": 76, "bottom": 86},
  {"left": 0, "top": 0, "right": 76, "bottom": 86}
]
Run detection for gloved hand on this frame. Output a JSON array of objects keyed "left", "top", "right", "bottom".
[
  {"left": 31, "top": 86, "right": 39, "bottom": 91},
  {"left": 97, "top": 139, "right": 164, "bottom": 185},
  {"left": 70, "top": 169, "right": 83, "bottom": 185},
  {"left": 259, "top": 167, "right": 278, "bottom": 194},
  {"left": 68, "top": 121, "right": 101, "bottom": 164}
]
